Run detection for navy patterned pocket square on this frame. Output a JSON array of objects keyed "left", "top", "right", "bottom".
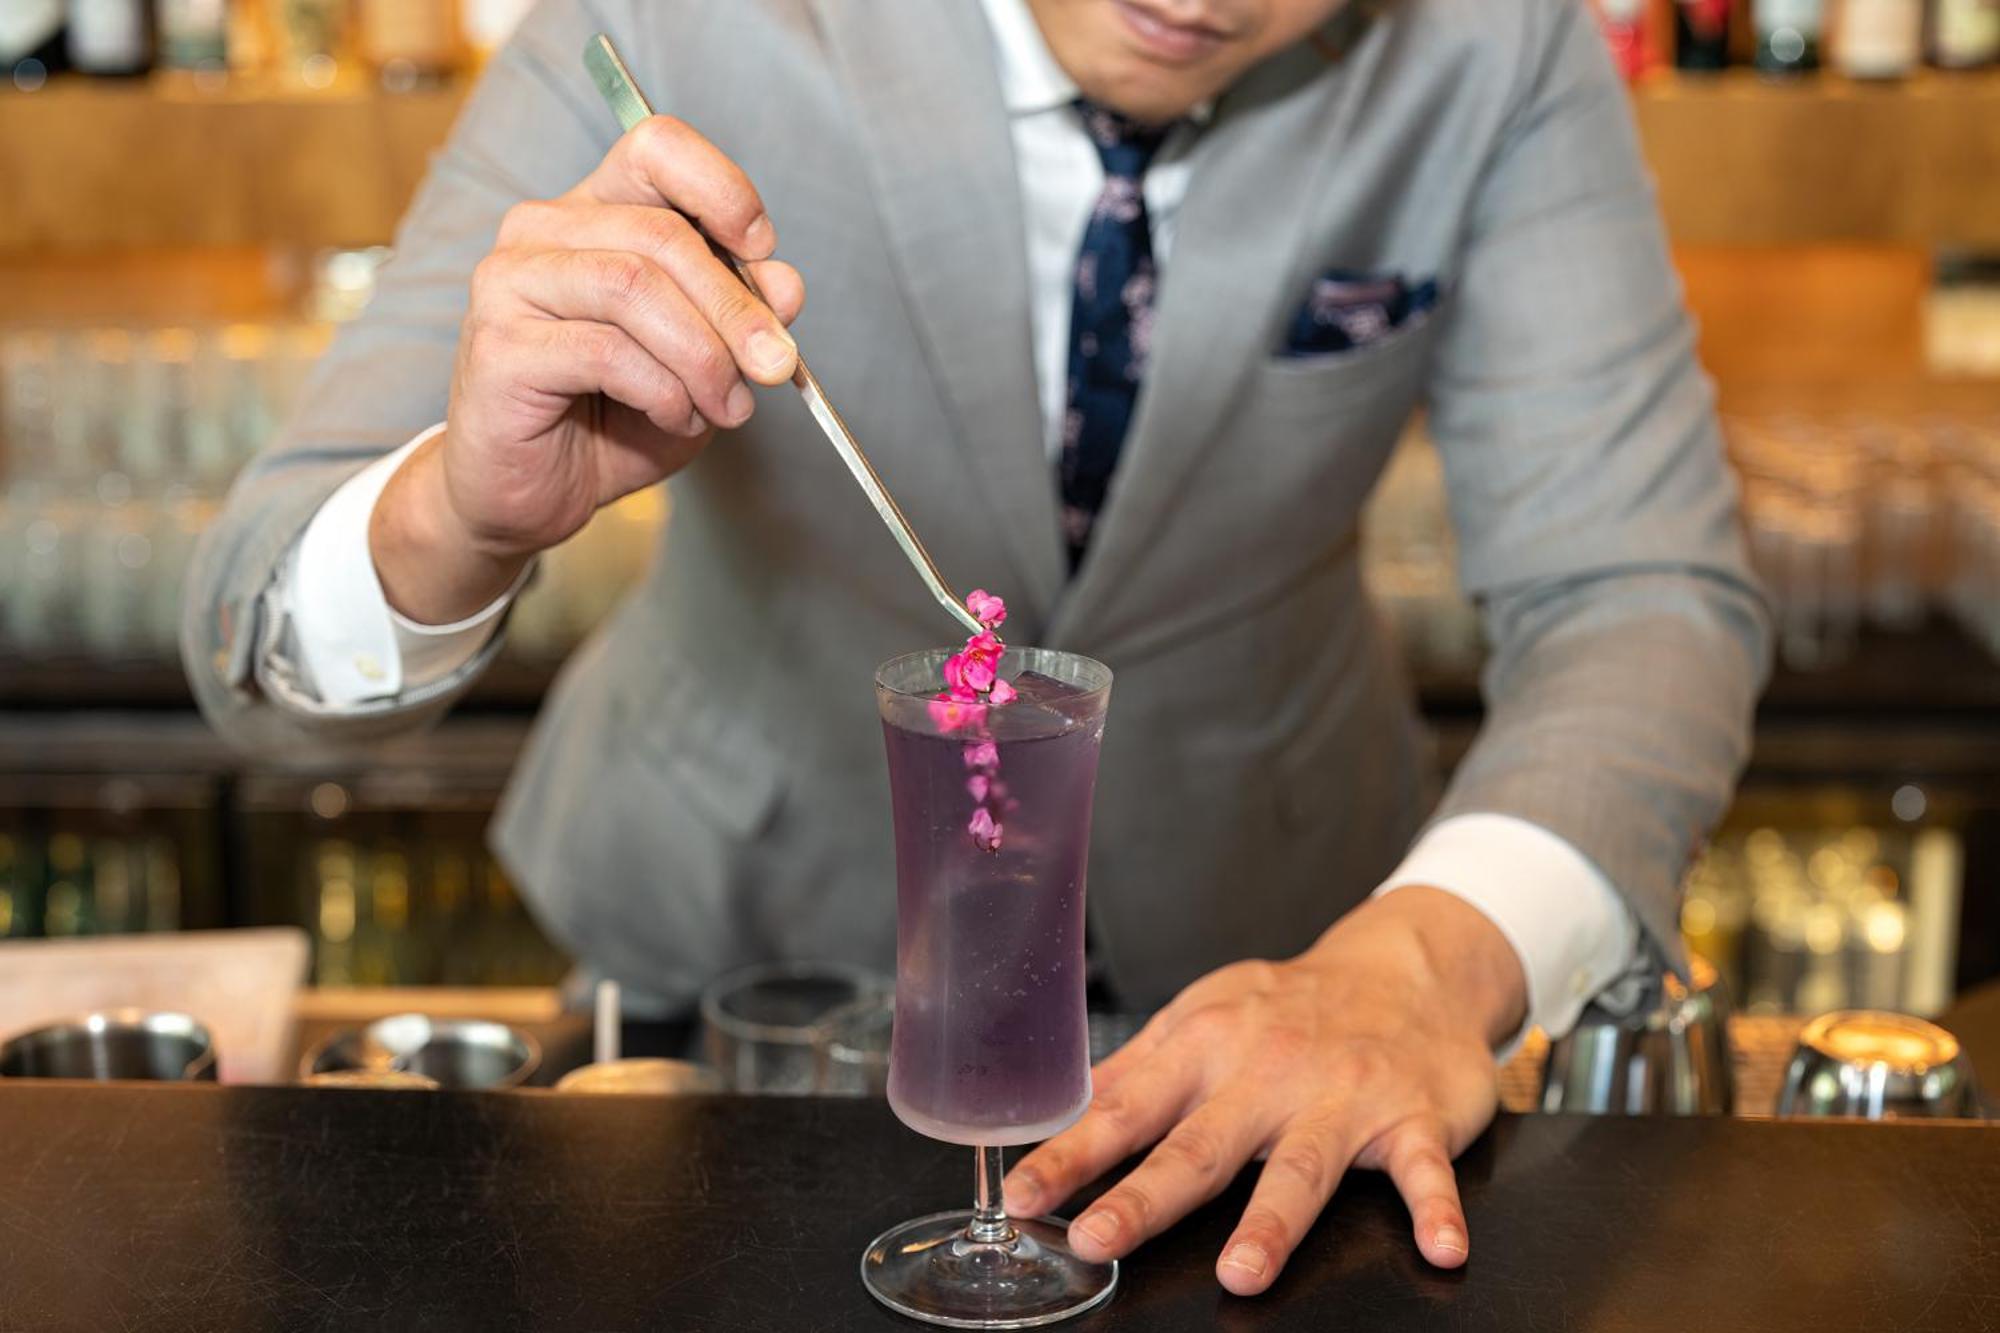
[{"left": 1278, "top": 270, "right": 1439, "bottom": 359}]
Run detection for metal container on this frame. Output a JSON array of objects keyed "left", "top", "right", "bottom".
[
  {"left": 1776, "top": 1010, "right": 1982, "bottom": 1120},
  {"left": 554, "top": 1058, "right": 724, "bottom": 1095},
  {"left": 1541, "top": 955, "right": 1734, "bottom": 1116},
  {"left": 303, "top": 1070, "right": 441, "bottom": 1091},
  {"left": 301, "top": 1014, "right": 540, "bottom": 1091},
  {"left": 0, "top": 1010, "right": 217, "bottom": 1082}
]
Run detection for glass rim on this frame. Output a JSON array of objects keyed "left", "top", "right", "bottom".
[
  {"left": 873, "top": 646, "right": 1113, "bottom": 703},
  {"left": 697, "top": 959, "right": 887, "bottom": 1043}
]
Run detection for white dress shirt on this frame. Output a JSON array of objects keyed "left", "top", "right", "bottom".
[{"left": 267, "top": 0, "right": 1642, "bottom": 1045}]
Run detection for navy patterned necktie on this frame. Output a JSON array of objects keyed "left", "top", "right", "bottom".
[{"left": 1060, "top": 101, "right": 1175, "bottom": 571}]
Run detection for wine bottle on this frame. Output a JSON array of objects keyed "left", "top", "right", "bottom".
[
  {"left": 1675, "top": 0, "right": 1735, "bottom": 68},
  {"left": 154, "top": 0, "right": 228, "bottom": 75},
  {"left": 1755, "top": 0, "right": 1826, "bottom": 70},
  {"left": 69, "top": 0, "right": 155, "bottom": 78},
  {"left": 1837, "top": 0, "right": 1924, "bottom": 76},
  {"left": 1594, "top": 0, "right": 1655, "bottom": 81},
  {"left": 0, "top": 1, "right": 68, "bottom": 91},
  {"left": 1928, "top": 0, "right": 1999, "bottom": 68}
]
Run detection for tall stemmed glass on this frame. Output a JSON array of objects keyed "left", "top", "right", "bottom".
[{"left": 862, "top": 648, "right": 1117, "bottom": 1328}]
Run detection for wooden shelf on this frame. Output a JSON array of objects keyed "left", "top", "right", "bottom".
[
  {"left": 0, "top": 70, "right": 1996, "bottom": 254},
  {"left": 1633, "top": 70, "right": 2000, "bottom": 248},
  {"left": 0, "top": 76, "right": 466, "bottom": 253}
]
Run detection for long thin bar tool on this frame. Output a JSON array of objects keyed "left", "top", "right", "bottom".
[{"left": 585, "top": 34, "right": 986, "bottom": 639}]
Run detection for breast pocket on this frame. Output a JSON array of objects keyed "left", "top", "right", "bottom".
[{"left": 1245, "top": 310, "right": 1444, "bottom": 428}]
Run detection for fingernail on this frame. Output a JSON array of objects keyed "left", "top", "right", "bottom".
[
  {"left": 747, "top": 329, "right": 795, "bottom": 380},
  {"left": 1220, "top": 1243, "right": 1269, "bottom": 1279},
  {"left": 1073, "top": 1211, "right": 1119, "bottom": 1251},
  {"left": 744, "top": 214, "right": 775, "bottom": 255},
  {"left": 1433, "top": 1225, "right": 1467, "bottom": 1257},
  {"left": 1002, "top": 1171, "right": 1040, "bottom": 1215},
  {"left": 724, "top": 381, "right": 754, "bottom": 424}
]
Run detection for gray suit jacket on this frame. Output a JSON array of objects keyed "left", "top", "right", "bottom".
[{"left": 183, "top": 0, "right": 1769, "bottom": 1013}]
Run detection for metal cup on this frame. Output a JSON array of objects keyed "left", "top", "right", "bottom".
[
  {"left": 554, "top": 1058, "right": 724, "bottom": 1095},
  {"left": 700, "top": 960, "right": 886, "bottom": 1094},
  {"left": 0, "top": 1011, "right": 218, "bottom": 1082},
  {"left": 1776, "top": 1010, "right": 1982, "bottom": 1120},
  {"left": 1541, "top": 954, "right": 1735, "bottom": 1116},
  {"left": 301, "top": 1014, "right": 541, "bottom": 1091},
  {"left": 303, "top": 1070, "right": 442, "bottom": 1091}
]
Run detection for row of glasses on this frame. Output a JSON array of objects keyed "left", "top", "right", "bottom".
[{"left": 1728, "top": 411, "right": 2000, "bottom": 670}]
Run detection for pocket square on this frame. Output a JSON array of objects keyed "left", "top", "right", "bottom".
[{"left": 1278, "top": 270, "right": 1439, "bottom": 359}]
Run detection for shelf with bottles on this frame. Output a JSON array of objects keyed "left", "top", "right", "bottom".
[{"left": 3, "top": 11, "right": 1997, "bottom": 252}]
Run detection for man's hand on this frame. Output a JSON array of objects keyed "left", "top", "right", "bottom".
[
  {"left": 371, "top": 115, "right": 805, "bottom": 625},
  {"left": 1002, "top": 886, "right": 1527, "bottom": 1296}
]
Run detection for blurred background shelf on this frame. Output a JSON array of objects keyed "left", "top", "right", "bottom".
[
  {"left": 1635, "top": 70, "right": 2000, "bottom": 247},
  {"left": 0, "top": 79, "right": 464, "bottom": 254},
  {"left": 0, "top": 72, "right": 1996, "bottom": 253}
]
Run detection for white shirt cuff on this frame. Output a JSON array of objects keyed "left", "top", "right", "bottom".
[
  {"left": 1373, "top": 813, "right": 1642, "bottom": 1052},
  {"left": 286, "top": 423, "right": 520, "bottom": 707}
]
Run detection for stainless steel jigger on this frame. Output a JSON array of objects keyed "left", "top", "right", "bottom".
[
  {"left": 1776, "top": 1010, "right": 1983, "bottom": 1120},
  {"left": 1541, "top": 953, "right": 1735, "bottom": 1116}
]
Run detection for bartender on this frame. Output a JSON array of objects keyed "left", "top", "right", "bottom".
[{"left": 184, "top": 0, "right": 1766, "bottom": 1298}]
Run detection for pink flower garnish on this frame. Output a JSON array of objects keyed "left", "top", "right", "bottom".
[
  {"left": 967, "top": 590, "right": 1007, "bottom": 629},
  {"left": 968, "top": 807, "right": 1002, "bottom": 852},
  {"left": 941, "top": 590, "right": 1016, "bottom": 848}
]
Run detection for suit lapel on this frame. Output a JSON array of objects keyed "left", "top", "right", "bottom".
[
  {"left": 1050, "top": 29, "right": 1381, "bottom": 645},
  {"left": 810, "top": 0, "right": 1067, "bottom": 627}
]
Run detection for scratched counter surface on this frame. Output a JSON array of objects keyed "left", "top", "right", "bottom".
[{"left": 1, "top": 1084, "right": 1997, "bottom": 1332}]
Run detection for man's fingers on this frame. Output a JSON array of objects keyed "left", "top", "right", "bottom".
[
  {"left": 481, "top": 249, "right": 747, "bottom": 426},
  {"left": 1002, "top": 1050, "right": 1201, "bottom": 1220},
  {"left": 572, "top": 115, "right": 774, "bottom": 260},
  {"left": 1063, "top": 1094, "right": 1270, "bottom": 1264},
  {"left": 742, "top": 258, "right": 805, "bottom": 328},
  {"left": 494, "top": 204, "right": 799, "bottom": 384},
  {"left": 486, "top": 319, "right": 701, "bottom": 438},
  {"left": 1376, "top": 1118, "right": 1469, "bottom": 1269},
  {"left": 1216, "top": 1116, "right": 1354, "bottom": 1297}
]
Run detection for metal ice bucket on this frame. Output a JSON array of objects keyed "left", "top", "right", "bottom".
[
  {"left": 302, "top": 1014, "right": 540, "bottom": 1091},
  {"left": 0, "top": 1010, "right": 218, "bottom": 1082},
  {"left": 1776, "top": 1010, "right": 1983, "bottom": 1120},
  {"left": 1541, "top": 955, "right": 1734, "bottom": 1116}
]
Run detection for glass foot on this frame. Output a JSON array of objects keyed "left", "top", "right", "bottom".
[{"left": 861, "top": 1210, "right": 1118, "bottom": 1329}]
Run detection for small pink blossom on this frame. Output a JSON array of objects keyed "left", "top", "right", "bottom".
[
  {"left": 967, "top": 774, "right": 990, "bottom": 802},
  {"left": 963, "top": 740, "right": 999, "bottom": 771},
  {"left": 966, "top": 590, "right": 1008, "bottom": 629},
  {"left": 968, "top": 806, "right": 1002, "bottom": 852},
  {"left": 928, "top": 694, "right": 977, "bottom": 733},
  {"left": 964, "top": 631, "right": 1002, "bottom": 665},
  {"left": 988, "top": 678, "right": 1017, "bottom": 706}
]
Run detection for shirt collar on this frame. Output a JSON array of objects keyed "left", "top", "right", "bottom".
[{"left": 976, "top": 0, "right": 1214, "bottom": 124}]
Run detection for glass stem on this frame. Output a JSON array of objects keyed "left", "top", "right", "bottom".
[{"left": 968, "top": 1143, "right": 1016, "bottom": 1245}]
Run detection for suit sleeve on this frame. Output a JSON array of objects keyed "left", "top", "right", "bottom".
[
  {"left": 178, "top": 0, "right": 621, "bottom": 758},
  {"left": 1419, "top": 0, "right": 1773, "bottom": 993}
]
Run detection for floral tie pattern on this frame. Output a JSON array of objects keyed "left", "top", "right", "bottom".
[{"left": 1060, "top": 101, "right": 1175, "bottom": 571}]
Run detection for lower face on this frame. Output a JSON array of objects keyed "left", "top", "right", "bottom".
[{"left": 1025, "top": 0, "right": 1349, "bottom": 124}]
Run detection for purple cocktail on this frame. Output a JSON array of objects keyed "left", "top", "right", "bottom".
[{"left": 863, "top": 647, "right": 1117, "bottom": 1328}]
